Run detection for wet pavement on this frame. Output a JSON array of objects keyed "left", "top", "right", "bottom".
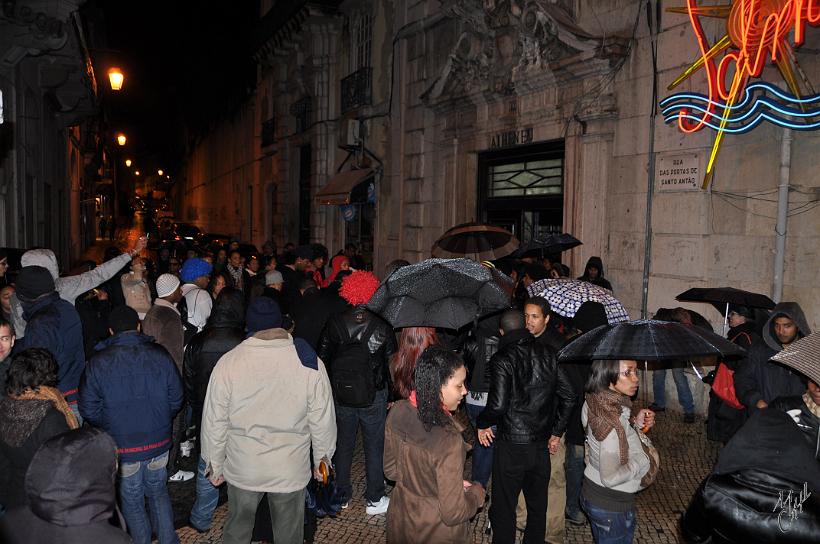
[{"left": 167, "top": 410, "right": 720, "bottom": 543}]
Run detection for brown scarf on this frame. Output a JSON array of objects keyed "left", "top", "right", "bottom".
[
  {"left": 804, "top": 392, "right": 820, "bottom": 419},
  {"left": 585, "top": 389, "right": 631, "bottom": 465},
  {"left": 10, "top": 386, "right": 79, "bottom": 430}
]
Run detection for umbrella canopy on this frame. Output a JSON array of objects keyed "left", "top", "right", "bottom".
[
  {"left": 514, "top": 233, "right": 582, "bottom": 259},
  {"left": 770, "top": 332, "right": 820, "bottom": 385},
  {"left": 367, "top": 258, "right": 511, "bottom": 329},
  {"left": 676, "top": 287, "right": 775, "bottom": 313},
  {"left": 558, "top": 320, "right": 745, "bottom": 362},
  {"left": 527, "top": 278, "right": 629, "bottom": 325},
  {"left": 431, "top": 222, "right": 519, "bottom": 261}
]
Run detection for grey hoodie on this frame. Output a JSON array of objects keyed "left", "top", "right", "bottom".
[
  {"left": 9, "top": 249, "right": 132, "bottom": 338},
  {"left": 761, "top": 301, "right": 812, "bottom": 351}
]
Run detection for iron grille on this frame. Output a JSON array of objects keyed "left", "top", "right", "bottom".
[{"left": 340, "top": 67, "right": 372, "bottom": 113}]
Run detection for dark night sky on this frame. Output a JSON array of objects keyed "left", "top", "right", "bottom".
[{"left": 86, "top": 0, "right": 259, "bottom": 175}]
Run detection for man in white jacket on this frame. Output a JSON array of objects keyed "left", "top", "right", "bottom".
[
  {"left": 201, "top": 296, "right": 336, "bottom": 544},
  {"left": 9, "top": 237, "right": 146, "bottom": 338},
  {"left": 179, "top": 257, "right": 213, "bottom": 335}
]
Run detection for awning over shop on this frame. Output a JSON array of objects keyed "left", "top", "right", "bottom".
[{"left": 315, "top": 168, "right": 374, "bottom": 205}]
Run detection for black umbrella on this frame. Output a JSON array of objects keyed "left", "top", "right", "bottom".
[
  {"left": 558, "top": 320, "right": 745, "bottom": 362},
  {"left": 514, "top": 233, "right": 582, "bottom": 259},
  {"left": 676, "top": 287, "right": 775, "bottom": 335},
  {"left": 431, "top": 223, "right": 519, "bottom": 261},
  {"left": 367, "top": 258, "right": 511, "bottom": 329}
]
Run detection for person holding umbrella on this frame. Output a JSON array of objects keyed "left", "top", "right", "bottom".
[{"left": 582, "top": 359, "right": 659, "bottom": 543}]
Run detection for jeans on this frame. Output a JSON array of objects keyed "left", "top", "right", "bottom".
[
  {"left": 69, "top": 402, "right": 83, "bottom": 426},
  {"left": 118, "top": 451, "right": 179, "bottom": 544},
  {"left": 582, "top": 497, "right": 636, "bottom": 544},
  {"left": 490, "top": 440, "right": 550, "bottom": 544},
  {"left": 465, "top": 402, "right": 494, "bottom": 487},
  {"left": 652, "top": 367, "right": 695, "bottom": 413},
  {"left": 333, "top": 388, "right": 387, "bottom": 503},
  {"left": 224, "top": 484, "right": 304, "bottom": 544},
  {"left": 565, "top": 444, "right": 585, "bottom": 520},
  {"left": 189, "top": 456, "right": 219, "bottom": 531}
]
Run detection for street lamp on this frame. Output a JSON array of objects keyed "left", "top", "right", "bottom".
[
  {"left": 108, "top": 67, "right": 124, "bottom": 91},
  {"left": 157, "top": 169, "right": 164, "bottom": 176},
  {"left": 135, "top": 170, "right": 140, "bottom": 176},
  {"left": 125, "top": 159, "right": 132, "bottom": 167},
  {"left": 116, "top": 133, "right": 127, "bottom": 146}
]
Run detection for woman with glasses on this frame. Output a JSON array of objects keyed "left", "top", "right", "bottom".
[{"left": 581, "top": 360, "right": 659, "bottom": 543}]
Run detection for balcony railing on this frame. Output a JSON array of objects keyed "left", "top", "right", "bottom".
[
  {"left": 261, "top": 116, "right": 276, "bottom": 147},
  {"left": 341, "top": 67, "right": 372, "bottom": 113}
]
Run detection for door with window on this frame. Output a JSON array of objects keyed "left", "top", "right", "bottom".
[{"left": 478, "top": 141, "right": 564, "bottom": 244}]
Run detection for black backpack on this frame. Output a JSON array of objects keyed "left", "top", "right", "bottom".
[
  {"left": 176, "top": 293, "right": 200, "bottom": 346},
  {"left": 329, "top": 318, "right": 378, "bottom": 408}
]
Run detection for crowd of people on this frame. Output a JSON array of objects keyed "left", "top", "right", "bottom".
[{"left": 0, "top": 238, "right": 817, "bottom": 544}]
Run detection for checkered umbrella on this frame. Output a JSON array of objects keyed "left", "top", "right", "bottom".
[
  {"left": 526, "top": 278, "right": 629, "bottom": 325},
  {"left": 771, "top": 332, "right": 820, "bottom": 386}
]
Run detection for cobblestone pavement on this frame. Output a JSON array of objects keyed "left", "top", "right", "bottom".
[{"left": 168, "top": 409, "right": 719, "bottom": 543}]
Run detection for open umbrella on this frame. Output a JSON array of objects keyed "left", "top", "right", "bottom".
[
  {"left": 514, "top": 233, "right": 582, "bottom": 259},
  {"left": 367, "top": 258, "right": 511, "bottom": 329},
  {"left": 527, "top": 278, "right": 629, "bottom": 324},
  {"left": 770, "top": 332, "right": 820, "bottom": 385},
  {"left": 676, "top": 287, "right": 775, "bottom": 335},
  {"left": 559, "top": 320, "right": 746, "bottom": 407},
  {"left": 431, "top": 223, "right": 519, "bottom": 261}
]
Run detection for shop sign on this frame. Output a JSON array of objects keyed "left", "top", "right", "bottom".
[
  {"left": 490, "top": 127, "right": 533, "bottom": 149},
  {"left": 661, "top": 0, "right": 820, "bottom": 188},
  {"left": 656, "top": 153, "right": 701, "bottom": 192}
]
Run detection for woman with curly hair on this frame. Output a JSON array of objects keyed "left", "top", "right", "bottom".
[
  {"left": 0, "top": 348, "right": 79, "bottom": 509},
  {"left": 383, "top": 346, "right": 484, "bottom": 542},
  {"left": 390, "top": 327, "right": 439, "bottom": 399}
]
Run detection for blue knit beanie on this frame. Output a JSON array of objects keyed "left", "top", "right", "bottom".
[
  {"left": 246, "top": 296, "right": 283, "bottom": 334},
  {"left": 180, "top": 257, "right": 213, "bottom": 283}
]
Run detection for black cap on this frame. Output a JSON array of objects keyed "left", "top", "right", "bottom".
[
  {"left": 109, "top": 306, "right": 139, "bottom": 333},
  {"left": 15, "top": 266, "right": 55, "bottom": 301}
]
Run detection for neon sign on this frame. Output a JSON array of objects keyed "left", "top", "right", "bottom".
[{"left": 663, "top": 0, "right": 820, "bottom": 188}]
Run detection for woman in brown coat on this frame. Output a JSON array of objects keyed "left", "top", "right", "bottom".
[{"left": 384, "top": 346, "right": 485, "bottom": 543}]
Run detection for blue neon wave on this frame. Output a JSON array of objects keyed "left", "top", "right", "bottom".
[{"left": 662, "top": 81, "right": 820, "bottom": 133}]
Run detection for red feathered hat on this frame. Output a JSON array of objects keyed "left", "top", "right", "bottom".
[{"left": 340, "top": 270, "right": 380, "bottom": 305}]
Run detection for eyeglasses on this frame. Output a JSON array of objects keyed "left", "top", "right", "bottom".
[{"left": 619, "top": 369, "right": 640, "bottom": 378}]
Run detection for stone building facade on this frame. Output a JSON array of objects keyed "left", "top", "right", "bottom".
[{"left": 180, "top": 0, "right": 820, "bottom": 333}]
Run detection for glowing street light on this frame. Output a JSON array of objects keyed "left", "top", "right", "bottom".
[
  {"left": 135, "top": 170, "right": 140, "bottom": 176},
  {"left": 116, "top": 133, "right": 127, "bottom": 146},
  {"left": 125, "top": 159, "right": 132, "bottom": 167},
  {"left": 108, "top": 67, "right": 124, "bottom": 91},
  {"left": 157, "top": 169, "right": 164, "bottom": 176}
]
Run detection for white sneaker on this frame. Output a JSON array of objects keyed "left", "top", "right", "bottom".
[
  {"left": 365, "top": 496, "right": 389, "bottom": 515},
  {"left": 168, "top": 470, "right": 195, "bottom": 482}
]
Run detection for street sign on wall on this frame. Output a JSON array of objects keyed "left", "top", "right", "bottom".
[{"left": 656, "top": 153, "right": 701, "bottom": 192}]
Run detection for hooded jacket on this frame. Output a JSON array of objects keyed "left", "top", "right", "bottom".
[
  {"left": 734, "top": 302, "right": 811, "bottom": 409},
  {"left": 577, "top": 256, "right": 613, "bottom": 291},
  {"left": 183, "top": 289, "right": 246, "bottom": 432},
  {"left": 0, "top": 399, "right": 71, "bottom": 508},
  {"left": 0, "top": 427, "right": 132, "bottom": 543},
  {"left": 9, "top": 249, "right": 133, "bottom": 338},
  {"left": 78, "top": 331, "right": 183, "bottom": 463},
  {"left": 476, "top": 328, "right": 576, "bottom": 442},
  {"left": 16, "top": 292, "right": 86, "bottom": 404}
]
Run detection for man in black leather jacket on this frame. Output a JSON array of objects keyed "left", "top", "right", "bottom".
[
  {"left": 317, "top": 271, "right": 396, "bottom": 515},
  {"left": 477, "top": 309, "right": 576, "bottom": 544},
  {"left": 182, "top": 287, "right": 246, "bottom": 533}
]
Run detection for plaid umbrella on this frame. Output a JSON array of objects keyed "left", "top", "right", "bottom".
[
  {"left": 558, "top": 320, "right": 745, "bottom": 362},
  {"left": 527, "top": 278, "right": 629, "bottom": 324},
  {"left": 431, "top": 223, "right": 520, "bottom": 261},
  {"left": 367, "top": 258, "right": 511, "bottom": 329},
  {"left": 771, "top": 332, "right": 820, "bottom": 385}
]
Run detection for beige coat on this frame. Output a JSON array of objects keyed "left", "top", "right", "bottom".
[
  {"left": 201, "top": 328, "right": 336, "bottom": 493},
  {"left": 384, "top": 400, "right": 484, "bottom": 543}
]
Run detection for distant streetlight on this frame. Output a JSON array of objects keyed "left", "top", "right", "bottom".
[
  {"left": 125, "top": 159, "right": 132, "bottom": 167},
  {"left": 157, "top": 169, "right": 164, "bottom": 176},
  {"left": 108, "top": 67, "right": 124, "bottom": 91},
  {"left": 135, "top": 170, "right": 140, "bottom": 176},
  {"left": 116, "top": 133, "right": 127, "bottom": 146}
]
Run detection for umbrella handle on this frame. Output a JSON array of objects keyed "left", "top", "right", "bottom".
[{"left": 641, "top": 360, "right": 650, "bottom": 433}]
